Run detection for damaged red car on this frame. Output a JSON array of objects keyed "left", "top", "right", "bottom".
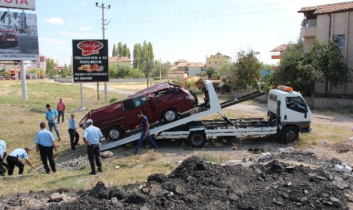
[{"left": 81, "top": 82, "right": 197, "bottom": 141}]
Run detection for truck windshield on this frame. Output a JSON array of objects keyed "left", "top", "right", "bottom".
[{"left": 285, "top": 97, "right": 307, "bottom": 113}]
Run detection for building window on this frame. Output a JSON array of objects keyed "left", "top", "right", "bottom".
[
  {"left": 333, "top": 35, "right": 345, "bottom": 50},
  {"left": 215, "top": 61, "right": 217, "bottom": 64},
  {"left": 208, "top": 61, "right": 211, "bottom": 64}
]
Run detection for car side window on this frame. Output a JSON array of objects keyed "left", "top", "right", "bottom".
[
  {"left": 285, "top": 97, "right": 307, "bottom": 113},
  {"left": 133, "top": 96, "right": 148, "bottom": 108},
  {"left": 122, "top": 99, "right": 134, "bottom": 110}
]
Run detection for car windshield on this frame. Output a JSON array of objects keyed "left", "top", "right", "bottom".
[{"left": 285, "top": 96, "right": 307, "bottom": 113}]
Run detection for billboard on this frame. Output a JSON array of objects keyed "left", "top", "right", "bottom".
[
  {"left": 0, "top": 11, "right": 39, "bottom": 60},
  {"left": 0, "top": 0, "right": 36, "bottom": 11},
  {"left": 72, "top": 40, "right": 109, "bottom": 82}
]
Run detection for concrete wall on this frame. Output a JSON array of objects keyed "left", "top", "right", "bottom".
[{"left": 232, "top": 90, "right": 353, "bottom": 109}]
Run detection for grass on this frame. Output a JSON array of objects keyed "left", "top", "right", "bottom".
[{"left": 316, "top": 106, "right": 353, "bottom": 118}]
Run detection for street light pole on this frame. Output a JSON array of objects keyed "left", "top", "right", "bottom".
[{"left": 96, "top": 2, "right": 110, "bottom": 105}]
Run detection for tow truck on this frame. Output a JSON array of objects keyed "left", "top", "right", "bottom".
[{"left": 99, "top": 80, "right": 311, "bottom": 151}]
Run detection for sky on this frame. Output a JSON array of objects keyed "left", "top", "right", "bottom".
[{"left": 9, "top": 0, "right": 350, "bottom": 66}]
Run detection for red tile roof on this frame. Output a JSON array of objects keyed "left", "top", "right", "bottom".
[
  {"left": 298, "top": 1, "right": 353, "bottom": 14},
  {"left": 270, "top": 44, "right": 288, "bottom": 52},
  {"left": 187, "top": 62, "right": 205, "bottom": 68},
  {"left": 109, "top": 56, "right": 131, "bottom": 62},
  {"left": 175, "top": 59, "right": 187, "bottom": 63},
  {"left": 177, "top": 62, "right": 188, "bottom": 68}
]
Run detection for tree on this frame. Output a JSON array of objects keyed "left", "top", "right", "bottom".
[
  {"left": 140, "top": 40, "right": 154, "bottom": 86},
  {"left": 206, "top": 67, "right": 215, "bottom": 78},
  {"left": 219, "top": 62, "right": 236, "bottom": 85},
  {"left": 151, "top": 60, "right": 169, "bottom": 78},
  {"left": 117, "top": 42, "right": 123, "bottom": 56},
  {"left": 46, "top": 58, "right": 55, "bottom": 78},
  {"left": 311, "top": 39, "right": 352, "bottom": 97},
  {"left": 112, "top": 43, "right": 117, "bottom": 56},
  {"left": 268, "top": 39, "right": 320, "bottom": 93},
  {"left": 133, "top": 44, "right": 141, "bottom": 69}
]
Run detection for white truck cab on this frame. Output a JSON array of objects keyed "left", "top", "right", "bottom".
[{"left": 268, "top": 85, "right": 312, "bottom": 142}]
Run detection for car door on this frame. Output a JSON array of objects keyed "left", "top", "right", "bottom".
[{"left": 122, "top": 95, "right": 154, "bottom": 130}]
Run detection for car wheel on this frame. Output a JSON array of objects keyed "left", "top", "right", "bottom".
[
  {"left": 187, "top": 132, "right": 206, "bottom": 148},
  {"left": 162, "top": 109, "right": 178, "bottom": 123},
  {"left": 10, "top": 42, "right": 18, "bottom": 47},
  {"left": 280, "top": 126, "right": 298, "bottom": 143},
  {"left": 107, "top": 126, "right": 123, "bottom": 141}
]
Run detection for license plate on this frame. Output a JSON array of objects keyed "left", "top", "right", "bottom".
[{"left": 7, "top": 39, "right": 15, "bottom": 41}]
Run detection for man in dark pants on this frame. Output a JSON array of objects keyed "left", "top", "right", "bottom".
[
  {"left": 6, "top": 148, "right": 35, "bottom": 175},
  {"left": 68, "top": 114, "right": 80, "bottom": 150},
  {"left": 0, "top": 139, "right": 7, "bottom": 176},
  {"left": 35, "top": 122, "right": 58, "bottom": 174},
  {"left": 83, "top": 119, "right": 103, "bottom": 175},
  {"left": 134, "top": 111, "right": 158, "bottom": 155}
]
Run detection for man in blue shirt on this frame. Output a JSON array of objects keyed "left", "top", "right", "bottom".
[
  {"left": 68, "top": 114, "right": 80, "bottom": 150},
  {"left": 134, "top": 111, "right": 158, "bottom": 155},
  {"left": 45, "top": 104, "right": 61, "bottom": 141},
  {"left": 6, "top": 148, "right": 35, "bottom": 175},
  {"left": 35, "top": 122, "right": 58, "bottom": 174},
  {"left": 83, "top": 119, "right": 103, "bottom": 175}
]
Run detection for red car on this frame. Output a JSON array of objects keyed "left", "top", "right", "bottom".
[
  {"left": 81, "top": 82, "right": 197, "bottom": 141},
  {"left": 0, "top": 26, "right": 19, "bottom": 48}
]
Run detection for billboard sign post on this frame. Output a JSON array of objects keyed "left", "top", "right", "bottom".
[{"left": 72, "top": 40, "right": 109, "bottom": 82}]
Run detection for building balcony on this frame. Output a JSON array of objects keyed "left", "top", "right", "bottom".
[{"left": 300, "top": 26, "right": 317, "bottom": 38}]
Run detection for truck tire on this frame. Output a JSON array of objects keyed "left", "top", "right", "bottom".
[
  {"left": 187, "top": 132, "right": 206, "bottom": 148},
  {"left": 280, "top": 126, "right": 298, "bottom": 143},
  {"left": 162, "top": 109, "right": 178, "bottom": 123},
  {"left": 107, "top": 126, "right": 123, "bottom": 141}
]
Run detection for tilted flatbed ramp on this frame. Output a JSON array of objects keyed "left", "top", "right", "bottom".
[{"left": 100, "top": 80, "right": 221, "bottom": 151}]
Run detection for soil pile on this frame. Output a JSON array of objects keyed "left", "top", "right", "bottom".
[{"left": 1, "top": 153, "right": 353, "bottom": 210}]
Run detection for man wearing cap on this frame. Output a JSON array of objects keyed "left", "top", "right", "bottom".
[
  {"left": 6, "top": 148, "right": 35, "bottom": 175},
  {"left": 68, "top": 114, "right": 80, "bottom": 150},
  {"left": 83, "top": 119, "right": 103, "bottom": 175},
  {"left": 0, "top": 138, "right": 7, "bottom": 176},
  {"left": 35, "top": 122, "right": 58, "bottom": 174},
  {"left": 45, "top": 104, "right": 61, "bottom": 141}
]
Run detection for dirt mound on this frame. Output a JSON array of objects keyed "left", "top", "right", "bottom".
[
  {"left": 327, "top": 140, "right": 353, "bottom": 154},
  {"left": 1, "top": 155, "right": 353, "bottom": 210}
]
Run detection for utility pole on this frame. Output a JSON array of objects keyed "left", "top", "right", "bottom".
[{"left": 96, "top": 2, "right": 110, "bottom": 105}]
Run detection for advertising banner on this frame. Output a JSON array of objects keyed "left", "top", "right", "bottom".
[
  {"left": 0, "top": 11, "right": 39, "bottom": 60},
  {"left": 72, "top": 40, "right": 109, "bottom": 82},
  {"left": 0, "top": 0, "right": 35, "bottom": 10}
]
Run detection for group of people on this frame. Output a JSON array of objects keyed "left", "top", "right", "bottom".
[{"left": 0, "top": 98, "right": 159, "bottom": 176}]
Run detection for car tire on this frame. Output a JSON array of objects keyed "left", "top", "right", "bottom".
[
  {"left": 280, "top": 126, "right": 298, "bottom": 143},
  {"left": 162, "top": 109, "right": 178, "bottom": 123},
  {"left": 10, "top": 42, "right": 18, "bottom": 48},
  {"left": 107, "top": 126, "right": 123, "bottom": 141},
  {"left": 187, "top": 132, "right": 206, "bottom": 148}
]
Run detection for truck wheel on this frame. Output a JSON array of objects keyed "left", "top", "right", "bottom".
[
  {"left": 188, "top": 132, "right": 206, "bottom": 148},
  {"left": 280, "top": 126, "right": 298, "bottom": 143},
  {"left": 107, "top": 126, "right": 123, "bottom": 141},
  {"left": 162, "top": 109, "right": 177, "bottom": 123}
]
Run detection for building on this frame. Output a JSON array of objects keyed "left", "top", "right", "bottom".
[
  {"left": 298, "top": 1, "right": 353, "bottom": 98},
  {"left": 270, "top": 44, "right": 288, "bottom": 70},
  {"left": 187, "top": 62, "right": 205, "bottom": 76},
  {"left": 206, "top": 52, "right": 231, "bottom": 72},
  {"left": 109, "top": 56, "right": 131, "bottom": 67},
  {"left": 168, "top": 70, "right": 188, "bottom": 79},
  {"left": 31, "top": 55, "right": 46, "bottom": 71},
  {"left": 174, "top": 59, "right": 188, "bottom": 71}
]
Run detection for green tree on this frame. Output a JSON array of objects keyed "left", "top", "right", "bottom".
[
  {"left": 112, "top": 43, "right": 117, "bottom": 56},
  {"left": 206, "top": 67, "right": 215, "bottom": 78},
  {"left": 46, "top": 58, "right": 55, "bottom": 78},
  {"left": 117, "top": 42, "right": 123, "bottom": 56},
  {"left": 141, "top": 40, "right": 154, "bottom": 86},
  {"left": 133, "top": 43, "right": 142, "bottom": 69},
  {"left": 219, "top": 62, "right": 236, "bottom": 84},
  {"left": 151, "top": 60, "right": 169, "bottom": 79},
  {"left": 311, "top": 39, "right": 352, "bottom": 97},
  {"left": 268, "top": 39, "right": 320, "bottom": 92}
]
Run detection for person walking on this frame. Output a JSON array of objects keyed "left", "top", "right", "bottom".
[
  {"left": 35, "top": 122, "right": 58, "bottom": 174},
  {"left": 45, "top": 104, "right": 61, "bottom": 141},
  {"left": 6, "top": 148, "right": 35, "bottom": 175},
  {"left": 57, "top": 98, "right": 66, "bottom": 123},
  {"left": 83, "top": 119, "right": 103, "bottom": 175},
  {"left": 68, "top": 114, "right": 80, "bottom": 150},
  {"left": 134, "top": 111, "right": 158, "bottom": 155}
]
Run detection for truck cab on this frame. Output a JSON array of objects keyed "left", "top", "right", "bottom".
[{"left": 268, "top": 85, "right": 312, "bottom": 142}]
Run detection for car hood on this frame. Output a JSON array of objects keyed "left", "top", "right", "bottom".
[{"left": 127, "top": 82, "right": 180, "bottom": 99}]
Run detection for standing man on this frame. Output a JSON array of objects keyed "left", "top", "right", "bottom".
[
  {"left": 83, "top": 119, "right": 103, "bottom": 175},
  {"left": 6, "top": 148, "right": 35, "bottom": 175},
  {"left": 68, "top": 114, "right": 80, "bottom": 150},
  {"left": 46, "top": 104, "right": 61, "bottom": 141},
  {"left": 35, "top": 122, "right": 58, "bottom": 174},
  {"left": 134, "top": 111, "right": 158, "bottom": 155},
  {"left": 57, "top": 98, "right": 66, "bottom": 123}
]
